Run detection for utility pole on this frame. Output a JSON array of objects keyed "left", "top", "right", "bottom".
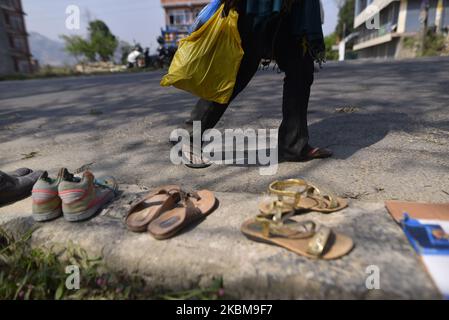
[
  {"left": 419, "top": 0, "right": 430, "bottom": 56},
  {"left": 435, "top": 0, "right": 444, "bottom": 34}
]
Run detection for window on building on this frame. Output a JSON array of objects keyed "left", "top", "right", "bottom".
[
  {"left": 167, "top": 9, "right": 193, "bottom": 26},
  {"left": 18, "top": 59, "right": 30, "bottom": 73},
  {"left": 426, "top": 0, "right": 439, "bottom": 27},
  {"left": 357, "top": 0, "right": 368, "bottom": 15},
  {"left": 7, "top": 34, "right": 14, "bottom": 48},
  {"left": 444, "top": 0, "right": 449, "bottom": 27},
  {"left": 3, "top": 12, "right": 11, "bottom": 26},
  {"left": 10, "top": 15, "right": 23, "bottom": 31},
  {"left": 405, "top": 0, "right": 440, "bottom": 33},
  {"left": 13, "top": 36, "right": 26, "bottom": 51},
  {"left": 13, "top": 58, "right": 19, "bottom": 73},
  {"left": 0, "top": 0, "right": 22, "bottom": 10}
]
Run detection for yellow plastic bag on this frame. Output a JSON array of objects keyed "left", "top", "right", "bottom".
[{"left": 160, "top": 4, "right": 244, "bottom": 104}]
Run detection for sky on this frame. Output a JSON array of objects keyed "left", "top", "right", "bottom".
[{"left": 22, "top": 0, "right": 339, "bottom": 53}]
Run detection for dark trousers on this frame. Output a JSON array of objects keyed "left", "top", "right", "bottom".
[{"left": 184, "top": 9, "right": 315, "bottom": 158}]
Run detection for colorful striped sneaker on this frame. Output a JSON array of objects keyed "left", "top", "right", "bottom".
[
  {"left": 58, "top": 171, "right": 117, "bottom": 222},
  {"left": 31, "top": 168, "right": 71, "bottom": 222}
]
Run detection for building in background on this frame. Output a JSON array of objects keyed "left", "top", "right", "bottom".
[
  {"left": 353, "top": 0, "right": 449, "bottom": 59},
  {"left": 0, "top": 0, "right": 33, "bottom": 75},
  {"left": 160, "top": 0, "right": 209, "bottom": 47}
]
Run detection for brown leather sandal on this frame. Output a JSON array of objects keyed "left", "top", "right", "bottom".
[
  {"left": 125, "top": 185, "right": 181, "bottom": 232},
  {"left": 147, "top": 190, "right": 217, "bottom": 240}
]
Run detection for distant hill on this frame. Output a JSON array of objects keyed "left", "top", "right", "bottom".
[{"left": 28, "top": 32, "right": 77, "bottom": 67}]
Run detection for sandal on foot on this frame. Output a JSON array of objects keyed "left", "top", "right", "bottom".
[
  {"left": 182, "top": 144, "right": 212, "bottom": 169},
  {"left": 148, "top": 189, "right": 216, "bottom": 240},
  {"left": 241, "top": 216, "right": 353, "bottom": 260},
  {"left": 304, "top": 147, "right": 333, "bottom": 160},
  {"left": 280, "top": 147, "right": 333, "bottom": 162},
  {"left": 126, "top": 185, "right": 181, "bottom": 232}
]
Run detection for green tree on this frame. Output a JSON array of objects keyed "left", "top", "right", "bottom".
[
  {"left": 60, "top": 35, "right": 96, "bottom": 62},
  {"left": 335, "top": 0, "right": 355, "bottom": 40},
  {"left": 324, "top": 33, "right": 339, "bottom": 61},
  {"left": 88, "top": 20, "right": 118, "bottom": 62},
  {"left": 61, "top": 20, "right": 118, "bottom": 62}
]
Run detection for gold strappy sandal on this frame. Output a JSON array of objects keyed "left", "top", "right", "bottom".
[
  {"left": 242, "top": 202, "right": 354, "bottom": 259},
  {"left": 259, "top": 179, "right": 348, "bottom": 214}
]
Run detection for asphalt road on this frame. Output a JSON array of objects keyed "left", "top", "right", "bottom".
[{"left": 1, "top": 57, "right": 448, "bottom": 202}]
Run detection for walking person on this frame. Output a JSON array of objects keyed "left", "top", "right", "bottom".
[{"left": 182, "top": 0, "right": 332, "bottom": 168}]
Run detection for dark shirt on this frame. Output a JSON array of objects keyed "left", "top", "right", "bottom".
[{"left": 245, "top": 0, "right": 325, "bottom": 60}]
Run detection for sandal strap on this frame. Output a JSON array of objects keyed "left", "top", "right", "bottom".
[
  {"left": 181, "top": 196, "right": 204, "bottom": 224},
  {"left": 306, "top": 184, "right": 339, "bottom": 210},
  {"left": 178, "top": 188, "right": 201, "bottom": 202},
  {"left": 268, "top": 179, "right": 309, "bottom": 207},
  {"left": 269, "top": 179, "right": 340, "bottom": 211},
  {"left": 256, "top": 207, "right": 317, "bottom": 239},
  {"left": 175, "top": 188, "right": 205, "bottom": 222},
  {"left": 307, "top": 227, "right": 332, "bottom": 257},
  {"left": 259, "top": 199, "right": 295, "bottom": 219},
  {"left": 266, "top": 221, "right": 316, "bottom": 239},
  {"left": 126, "top": 185, "right": 181, "bottom": 219},
  {"left": 268, "top": 179, "right": 309, "bottom": 202}
]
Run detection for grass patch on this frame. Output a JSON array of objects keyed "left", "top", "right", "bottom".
[
  {"left": 422, "top": 32, "right": 447, "bottom": 57},
  {"left": 402, "top": 33, "right": 448, "bottom": 57},
  {"left": 403, "top": 36, "right": 417, "bottom": 49},
  {"left": 0, "top": 66, "right": 81, "bottom": 81},
  {"left": 0, "top": 228, "right": 224, "bottom": 300}
]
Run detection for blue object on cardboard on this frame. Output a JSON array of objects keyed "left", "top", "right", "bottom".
[{"left": 401, "top": 214, "right": 449, "bottom": 256}]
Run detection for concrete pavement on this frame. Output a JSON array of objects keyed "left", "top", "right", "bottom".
[
  {"left": 1, "top": 57, "right": 448, "bottom": 298},
  {"left": 0, "top": 57, "right": 448, "bottom": 202},
  {"left": 0, "top": 186, "right": 441, "bottom": 299}
]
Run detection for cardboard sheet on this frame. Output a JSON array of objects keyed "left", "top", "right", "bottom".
[
  {"left": 385, "top": 201, "right": 449, "bottom": 223},
  {"left": 385, "top": 201, "right": 449, "bottom": 299},
  {"left": 421, "top": 255, "right": 449, "bottom": 299}
]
